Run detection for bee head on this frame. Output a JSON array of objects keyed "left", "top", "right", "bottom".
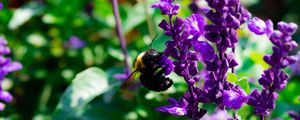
[
  {"left": 142, "top": 49, "right": 162, "bottom": 66},
  {"left": 134, "top": 52, "right": 146, "bottom": 70}
]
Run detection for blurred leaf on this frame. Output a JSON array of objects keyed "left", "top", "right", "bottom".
[
  {"left": 249, "top": 51, "right": 270, "bottom": 69},
  {"left": 227, "top": 72, "right": 238, "bottom": 84},
  {"left": 237, "top": 104, "right": 252, "bottom": 120},
  {"left": 8, "top": 2, "right": 44, "bottom": 29},
  {"left": 26, "top": 33, "right": 47, "bottom": 48},
  {"left": 238, "top": 78, "right": 251, "bottom": 94},
  {"left": 83, "top": 48, "right": 94, "bottom": 66},
  {"left": 52, "top": 67, "right": 109, "bottom": 120},
  {"left": 108, "top": 47, "right": 124, "bottom": 61},
  {"left": 136, "top": 106, "right": 148, "bottom": 118},
  {"left": 123, "top": 2, "right": 146, "bottom": 33},
  {"left": 227, "top": 73, "right": 250, "bottom": 93}
]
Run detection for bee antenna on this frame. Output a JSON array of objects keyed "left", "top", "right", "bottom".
[{"left": 149, "top": 34, "right": 158, "bottom": 50}]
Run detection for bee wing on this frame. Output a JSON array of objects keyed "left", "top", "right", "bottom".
[
  {"left": 120, "top": 70, "right": 139, "bottom": 90},
  {"left": 109, "top": 70, "right": 139, "bottom": 102}
]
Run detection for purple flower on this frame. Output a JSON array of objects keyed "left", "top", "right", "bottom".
[
  {"left": 152, "top": 0, "right": 298, "bottom": 119},
  {"left": 0, "top": 37, "right": 22, "bottom": 110},
  {"left": 288, "top": 111, "right": 300, "bottom": 120},
  {"left": 247, "top": 19, "right": 298, "bottom": 117},
  {"left": 258, "top": 68, "right": 288, "bottom": 91},
  {"left": 185, "top": 14, "right": 205, "bottom": 35},
  {"left": 156, "top": 98, "right": 188, "bottom": 116},
  {"left": 193, "top": 41, "right": 215, "bottom": 61},
  {"left": 202, "top": 110, "right": 232, "bottom": 120},
  {"left": 151, "top": 0, "right": 180, "bottom": 15},
  {"left": 248, "top": 17, "right": 268, "bottom": 35},
  {"left": 278, "top": 22, "right": 298, "bottom": 35},
  {"left": 0, "top": 3, "right": 3, "bottom": 10},
  {"left": 290, "top": 52, "right": 300, "bottom": 75},
  {"left": 67, "top": 36, "right": 86, "bottom": 49},
  {"left": 221, "top": 86, "right": 247, "bottom": 109}
]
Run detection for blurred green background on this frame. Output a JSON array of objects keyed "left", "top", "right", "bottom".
[{"left": 0, "top": 0, "right": 299, "bottom": 119}]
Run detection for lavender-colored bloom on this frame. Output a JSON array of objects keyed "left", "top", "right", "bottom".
[
  {"left": 68, "top": 36, "right": 86, "bottom": 49},
  {"left": 151, "top": 0, "right": 180, "bottom": 15},
  {"left": 247, "top": 19, "right": 298, "bottom": 117},
  {"left": 153, "top": 0, "right": 298, "bottom": 119},
  {"left": 278, "top": 22, "right": 298, "bottom": 35},
  {"left": 0, "top": 3, "right": 3, "bottom": 10},
  {"left": 0, "top": 37, "right": 22, "bottom": 110},
  {"left": 185, "top": 14, "right": 205, "bottom": 35},
  {"left": 248, "top": 17, "right": 268, "bottom": 35},
  {"left": 221, "top": 86, "right": 247, "bottom": 109},
  {"left": 156, "top": 98, "right": 188, "bottom": 116},
  {"left": 290, "top": 52, "right": 300, "bottom": 75},
  {"left": 202, "top": 110, "right": 232, "bottom": 120},
  {"left": 288, "top": 111, "right": 300, "bottom": 120},
  {"left": 199, "top": 0, "right": 249, "bottom": 111}
]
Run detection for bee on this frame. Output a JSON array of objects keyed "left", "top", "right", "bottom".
[{"left": 121, "top": 47, "right": 173, "bottom": 92}]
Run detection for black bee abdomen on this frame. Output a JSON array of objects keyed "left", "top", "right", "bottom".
[
  {"left": 142, "top": 49, "right": 162, "bottom": 68},
  {"left": 140, "top": 74, "right": 173, "bottom": 91},
  {"left": 135, "top": 49, "right": 173, "bottom": 92}
]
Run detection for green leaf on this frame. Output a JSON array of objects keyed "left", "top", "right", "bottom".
[
  {"left": 8, "top": 2, "right": 44, "bottom": 29},
  {"left": 227, "top": 73, "right": 250, "bottom": 94},
  {"left": 249, "top": 51, "right": 270, "bottom": 69},
  {"left": 227, "top": 72, "right": 238, "bottom": 84},
  {"left": 238, "top": 78, "right": 251, "bottom": 94},
  {"left": 52, "top": 67, "right": 109, "bottom": 120}
]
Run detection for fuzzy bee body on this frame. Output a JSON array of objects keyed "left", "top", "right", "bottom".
[{"left": 122, "top": 49, "right": 173, "bottom": 92}]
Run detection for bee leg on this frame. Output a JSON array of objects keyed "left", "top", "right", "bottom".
[{"left": 154, "top": 67, "right": 166, "bottom": 79}]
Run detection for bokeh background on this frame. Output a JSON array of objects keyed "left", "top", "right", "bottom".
[{"left": 0, "top": 0, "right": 299, "bottom": 119}]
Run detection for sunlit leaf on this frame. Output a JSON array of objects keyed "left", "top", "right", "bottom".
[
  {"left": 227, "top": 72, "right": 238, "bottom": 84},
  {"left": 8, "top": 2, "right": 44, "bottom": 29},
  {"left": 249, "top": 51, "right": 270, "bottom": 69},
  {"left": 52, "top": 67, "right": 109, "bottom": 120},
  {"left": 238, "top": 78, "right": 251, "bottom": 94}
]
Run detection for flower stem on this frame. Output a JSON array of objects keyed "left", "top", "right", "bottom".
[
  {"left": 232, "top": 47, "right": 235, "bottom": 73},
  {"left": 141, "top": 0, "right": 156, "bottom": 38},
  {"left": 260, "top": 115, "right": 265, "bottom": 120},
  {"left": 112, "top": 0, "right": 130, "bottom": 75}
]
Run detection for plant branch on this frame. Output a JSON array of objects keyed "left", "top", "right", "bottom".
[{"left": 112, "top": 0, "right": 130, "bottom": 75}]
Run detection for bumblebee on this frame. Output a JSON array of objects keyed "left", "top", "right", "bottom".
[{"left": 121, "top": 49, "right": 173, "bottom": 91}]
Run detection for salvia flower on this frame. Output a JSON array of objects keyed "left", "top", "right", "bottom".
[
  {"left": 152, "top": 0, "right": 180, "bottom": 15},
  {"left": 200, "top": 0, "right": 250, "bottom": 110},
  {"left": 152, "top": 0, "right": 298, "bottom": 119},
  {"left": 0, "top": 3, "right": 3, "bottom": 10},
  {"left": 221, "top": 86, "right": 247, "bottom": 109},
  {"left": 202, "top": 110, "right": 233, "bottom": 120},
  {"left": 0, "top": 37, "right": 22, "bottom": 110},
  {"left": 153, "top": 0, "right": 212, "bottom": 119},
  {"left": 67, "top": 36, "right": 86, "bottom": 49},
  {"left": 290, "top": 52, "right": 300, "bottom": 76},
  {"left": 247, "top": 19, "right": 298, "bottom": 117},
  {"left": 288, "top": 111, "right": 300, "bottom": 120}
]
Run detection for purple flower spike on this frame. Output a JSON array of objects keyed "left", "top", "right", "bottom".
[
  {"left": 0, "top": 91, "right": 13, "bottom": 103},
  {"left": 152, "top": 0, "right": 180, "bottom": 15},
  {"left": 0, "top": 37, "right": 22, "bottom": 110},
  {"left": 194, "top": 41, "right": 215, "bottom": 61},
  {"left": 290, "top": 52, "right": 300, "bottom": 75},
  {"left": 288, "top": 111, "right": 300, "bottom": 120},
  {"left": 185, "top": 14, "right": 205, "bottom": 35},
  {"left": 222, "top": 87, "right": 247, "bottom": 109},
  {"left": 156, "top": 97, "right": 187, "bottom": 116},
  {"left": 278, "top": 22, "right": 298, "bottom": 35},
  {"left": 0, "top": 103, "right": 5, "bottom": 111},
  {"left": 248, "top": 17, "right": 267, "bottom": 35},
  {"left": 0, "top": 3, "right": 3, "bottom": 10},
  {"left": 247, "top": 18, "right": 298, "bottom": 117}
]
